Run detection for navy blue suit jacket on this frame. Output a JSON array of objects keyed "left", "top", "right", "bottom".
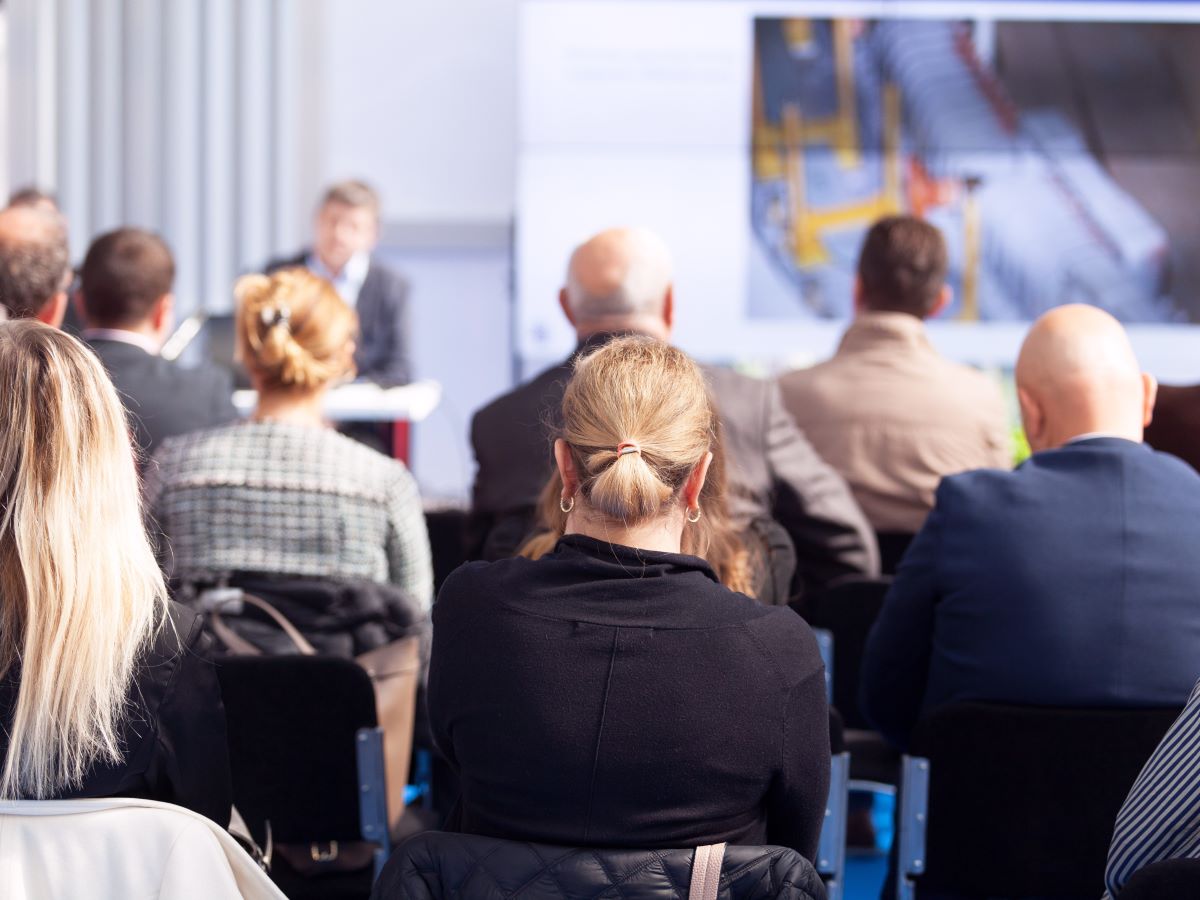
[{"left": 861, "top": 437, "right": 1200, "bottom": 748}]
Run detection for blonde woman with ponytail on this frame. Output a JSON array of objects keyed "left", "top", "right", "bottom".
[
  {"left": 145, "top": 269, "right": 433, "bottom": 629},
  {"left": 0, "top": 320, "right": 231, "bottom": 823},
  {"left": 429, "top": 335, "right": 831, "bottom": 862}
]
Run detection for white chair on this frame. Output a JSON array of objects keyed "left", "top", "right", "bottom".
[{"left": 0, "top": 797, "right": 286, "bottom": 900}]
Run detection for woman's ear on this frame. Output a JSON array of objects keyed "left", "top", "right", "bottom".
[
  {"left": 553, "top": 439, "right": 579, "bottom": 499},
  {"left": 684, "top": 451, "right": 713, "bottom": 511}
]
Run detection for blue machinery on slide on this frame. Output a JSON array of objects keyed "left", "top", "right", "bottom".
[{"left": 751, "top": 18, "right": 1174, "bottom": 323}]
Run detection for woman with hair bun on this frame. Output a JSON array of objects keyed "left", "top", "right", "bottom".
[
  {"left": 0, "top": 320, "right": 230, "bottom": 823},
  {"left": 429, "top": 335, "right": 830, "bottom": 861},
  {"left": 145, "top": 269, "right": 433, "bottom": 629}
]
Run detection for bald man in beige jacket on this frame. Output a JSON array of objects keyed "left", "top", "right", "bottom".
[{"left": 780, "top": 217, "right": 1010, "bottom": 536}]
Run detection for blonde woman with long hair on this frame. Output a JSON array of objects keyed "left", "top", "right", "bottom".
[
  {"left": 0, "top": 320, "right": 231, "bottom": 823},
  {"left": 429, "top": 335, "right": 831, "bottom": 862}
]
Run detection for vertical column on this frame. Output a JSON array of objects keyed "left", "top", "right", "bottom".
[
  {"left": 234, "top": 0, "right": 273, "bottom": 273},
  {"left": 90, "top": 0, "right": 124, "bottom": 234},
  {"left": 201, "top": 0, "right": 236, "bottom": 311},
  {"left": 271, "top": 0, "right": 300, "bottom": 254},
  {"left": 122, "top": 0, "right": 162, "bottom": 228},
  {"left": 161, "top": 0, "right": 202, "bottom": 315},
  {"left": 6, "top": 0, "right": 58, "bottom": 193},
  {"left": 57, "top": 0, "right": 91, "bottom": 258}
]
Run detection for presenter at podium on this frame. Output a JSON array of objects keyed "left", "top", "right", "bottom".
[{"left": 266, "top": 179, "right": 411, "bottom": 386}]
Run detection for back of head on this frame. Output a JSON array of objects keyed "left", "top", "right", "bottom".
[
  {"left": 7, "top": 187, "right": 59, "bottom": 213},
  {"left": 0, "top": 320, "right": 167, "bottom": 799},
  {"left": 0, "top": 206, "right": 70, "bottom": 320},
  {"left": 79, "top": 228, "right": 175, "bottom": 329},
  {"left": 1015, "top": 304, "right": 1153, "bottom": 450},
  {"left": 235, "top": 267, "right": 358, "bottom": 392},
  {"left": 856, "top": 215, "right": 948, "bottom": 318},
  {"left": 320, "top": 179, "right": 381, "bottom": 219},
  {"left": 562, "top": 334, "right": 713, "bottom": 522},
  {"left": 564, "top": 227, "right": 673, "bottom": 333}
]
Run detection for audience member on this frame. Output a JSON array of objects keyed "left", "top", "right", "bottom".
[
  {"left": 77, "top": 228, "right": 236, "bottom": 457},
  {"left": 7, "top": 186, "right": 60, "bottom": 214},
  {"left": 0, "top": 320, "right": 231, "bottom": 824},
  {"left": 266, "top": 180, "right": 411, "bottom": 385},
  {"left": 517, "top": 423, "right": 758, "bottom": 598},
  {"left": 145, "top": 268, "right": 433, "bottom": 612},
  {"left": 1104, "top": 677, "right": 1200, "bottom": 899},
  {"left": 470, "top": 226, "right": 878, "bottom": 594},
  {"left": 0, "top": 204, "right": 71, "bottom": 327},
  {"left": 432, "top": 336, "right": 831, "bottom": 858},
  {"left": 860, "top": 305, "right": 1200, "bottom": 749},
  {"left": 779, "top": 215, "right": 1010, "bottom": 536},
  {"left": 1144, "top": 383, "right": 1200, "bottom": 473}
]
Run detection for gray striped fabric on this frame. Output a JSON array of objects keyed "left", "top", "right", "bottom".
[
  {"left": 1105, "top": 678, "right": 1200, "bottom": 898},
  {"left": 145, "top": 420, "right": 433, "bottom": 611}
]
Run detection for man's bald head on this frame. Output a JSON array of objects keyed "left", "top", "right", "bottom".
[
  {"left": 1015, "top": 304, "right": 1156, "bottom": 452},
  {"left": 0, "top": 205, "right": 71, "bottom": 327},
  {"left": 560, "top": 227, "right": 674, "bottom": 341}
]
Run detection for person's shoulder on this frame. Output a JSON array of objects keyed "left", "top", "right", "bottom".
[
  {"left": 740, "top": 604, "right": 824, "bottom": 687},
  {"left": 434, "top": 557, "right": 534, "bottom": 621},
  {"left": 933, "top": 356, "right": 1004, "bottom": 407},
  {"left": 264, "top": 249, "right": 308, "bottom": 273},
  {"left": 367, "top": 257, "right": 410, "bottom": 293},
  {"left": 152, "top": 421, "right": 245, "bottom": 470},
  {"left": 471, "top": 361, "right": 570, "bottom": 434},
  {"left": 139, "top": 602, "right": 208, "bottom": 671}
]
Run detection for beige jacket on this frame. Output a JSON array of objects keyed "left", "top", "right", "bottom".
[{"left": 779, "top": 312, "right": 1010, "bottom": 533}]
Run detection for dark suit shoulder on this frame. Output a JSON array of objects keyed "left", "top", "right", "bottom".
[
  {"left": 263, "top": 250, "right": 308, "bottom": 274},
  {"left": 701, "top": 364, "right": 771, "bottom": 426},
  {"left": 366, "top": 257, "right": 410, "bottom": 293},
  {"left": 471, "top": 360, "right": 573, "bottom": 439}
]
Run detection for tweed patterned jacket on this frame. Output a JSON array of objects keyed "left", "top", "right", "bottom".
[{"left": 144, "top": 421, "right": 433, "bottom": 610}]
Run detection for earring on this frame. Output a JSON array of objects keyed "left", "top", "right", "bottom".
[
  {"left": 560, "top": 495, "right": 575, "bottom": 514},
  {"left": 686, "top": 505, "right": 702, "bottom": 523}
]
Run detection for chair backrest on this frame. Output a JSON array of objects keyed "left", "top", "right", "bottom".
[
  {"left": 216, "top": 655, "right": 379, "bottom": 845},
  {"left": 792, "top": 576, "right": 890, "bottom": 729},
  {"left": 902, "top": 702, "right": 1180, "bottom": 898},
  {"left": 874, "top": 532, "right": 914, "bottom": 576},
  {"left": 370, "top": 831, "right": 828, "bottom": 900},
  {"left": 0, "top": 797, "right": 285, "bottom": 900},
  {"left": 1120, "top": 857, "right": 1200, "bottom": 900}
]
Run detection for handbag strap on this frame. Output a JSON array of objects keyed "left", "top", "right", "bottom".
[
  {"left": 688, "top": 842, "right": 726, "bottom": 900},
  {"left": 209, "top": 591, "right": 318, "bottom": 656}
]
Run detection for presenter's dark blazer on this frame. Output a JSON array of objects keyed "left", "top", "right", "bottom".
[
  {"left": 861, "top": 437, "right": 1200, "bottom": 748},
  {"left": 266, "top": 250, "right": 411, "bottom": 386},
  {"left": 467, "top": 332, "right": 878, "bottom": 589},
  {"left": 1145, "top": 384, "right": 1200, "bottom": 474},
  {"left": 86, "top": 337, "right": 236, "bottom": 459}
]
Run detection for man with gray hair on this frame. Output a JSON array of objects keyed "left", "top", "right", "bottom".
[
  {"left": 0, "top": 204, "right": 71, "bottom": 327},
  {"left": 469, "top": 226, "right": 879, "bottom": 597}
]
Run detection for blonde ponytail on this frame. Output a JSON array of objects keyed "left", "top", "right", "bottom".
[
  {"left": 522, "top": 345, "right": 756, "bottom": 596},
  {"left": 235, "top": 268, "right": 357, "bottom": 391}
]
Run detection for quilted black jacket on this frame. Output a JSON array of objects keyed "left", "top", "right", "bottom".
[{"left": 371, "top": 831, "right": 828, "bottom": 899}]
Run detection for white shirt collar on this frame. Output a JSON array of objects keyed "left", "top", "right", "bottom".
[
  {"left": 1063, "top": 432, "right": 1129, "bottom": 446},
  {"left": 307, "top": 250, "right": 371, "bottom": 307},
  {"left": 82, "top": 328, "right": 161, "bottom": 355}
]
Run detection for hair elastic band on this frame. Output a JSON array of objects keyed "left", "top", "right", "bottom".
[
  {"left": 616, "top": 442, "right": 641, "bottom": 457},
  {"left": 260, "top": 303, "right": 291, "bottom": 331}
]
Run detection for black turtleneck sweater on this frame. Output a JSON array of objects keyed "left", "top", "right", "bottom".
[{"left": 429, "top": 534, "right": 830, "bottom": 861}]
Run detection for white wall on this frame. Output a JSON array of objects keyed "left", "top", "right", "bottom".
[{"left": 315, "top": 0, "right": 520, "bottom": 224}]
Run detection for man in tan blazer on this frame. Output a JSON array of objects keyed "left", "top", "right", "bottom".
[{"left": 779, "top": 215, "right": 1010, "bottom": 539}]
